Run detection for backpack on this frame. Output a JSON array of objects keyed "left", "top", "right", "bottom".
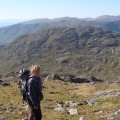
[{"left": 19, "top": 68, "right": 30, "bottom": 102}]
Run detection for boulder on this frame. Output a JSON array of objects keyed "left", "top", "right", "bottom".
[
  {"left": 44, "top": 75, "right": 52, "bottom": 81},
  {"left": 52, "top": 73, "right": 63, "bottom": 80},
  {"left": 3, "top": 72, "right": 16, "bottom": 77},
  {"left": 44, "top": 74, "right": 104, "bottom": 84},
  {"left": 70, "top": 77, "right": 90, "bottom": 83},
  {"left": 54, "top": 106, "right": 65, "bottom": 111},
  {"left": 107, "top": 109, "right": 120, "bottom": 120},
  {"left": 0, "top": 79, "right": 10, "bottom": 86},
  {"left": 57, "top": 100, "right": 82, "bottom": 108},
  {"left": 67, "top": 108, "right": 78, "bottom": 115},
  {"left": 89, "top": 76, "right": 104, "bottom": 83},
  {"left": 2, "top": 103, "right": 17, "bottom": 113},
  {"left": 79, "top": 116, "right": 87, "bottom": 120},
  {"left": 0, "top": 116, "right": 6, "bottom": 120},
  {"left": 65, "top": 101, "right": 80, "bottom": 107},
  {"left": 86, "top": 98, "right": 97, "bottom": 106},
  {"left": 95, "top": 89, "right": 120, "bottom": 97},
  {"left": 56, "top": 56, "right": 69, "bottom": 64},
  {"left": 54, "top": 101, "right": 65, "bottom": 111}
]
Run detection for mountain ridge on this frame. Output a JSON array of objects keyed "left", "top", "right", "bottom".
[
  {"left": 0, "top": 15, "right": 120, "bottom": 45},
  {"left": 0, "top": 25, "right": 120, "bottom": 80},
  {"left": 0, "top": 16, "right": 120, "bottom": 80}
]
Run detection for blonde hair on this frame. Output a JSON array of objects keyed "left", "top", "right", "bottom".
[{"left": 30, "top": 65, "right": 40, "bottom": 76}]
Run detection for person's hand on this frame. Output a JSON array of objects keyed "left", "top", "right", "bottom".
[{"left": 34, "top": 104, "right": 39, "bottom": 109}]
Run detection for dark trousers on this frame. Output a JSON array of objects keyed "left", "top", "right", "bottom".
[
  {"left": 32, "top": 105, "right": 42, "bottom": 120},
  {"left": 27, "top": 97, "right": 42, "bottom": 120}
]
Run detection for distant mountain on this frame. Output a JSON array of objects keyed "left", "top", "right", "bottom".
[
  {"left": 23, "top": 18, "right": 51, "bottom": 24},
  {"left": 94, "top": 15, "right": 120, "bottom": 22},
  {"left": 0, "top": 25, "right": 120, "bottom": 80},
  {"left": 1, "top": 16, "right": 120, "bottom": 45},
  {"left": 1, "top": 16, "right": 120, "bottom": 80},
  {"left": 0, "top": 17, "right": 83, "bottom": 45},
  {"left": 99, "top": 21, "right": 120, "bottom": 33},
  {"left": 0, "top": 23, "right": 48, "bottom": 45},
  {"left": 23, "top": 17, "right": 80, "bottom": 24},
  {"left": 0, "top": 19, "right": 23, "bottom": 28}
]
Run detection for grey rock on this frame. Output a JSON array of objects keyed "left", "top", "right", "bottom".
[
  {"left": 54, "top": 106, "right": 65, "bottom": 111},
  {"left": 79, "top": 116, "right": 87, "bottom": 120},
  {"left": 65, "top": 101, "right": 80, "bottom": 107},
  {"left": 54, "top": 102, "right": 65, "bottom": 111},
  {"left": 0, "top": 116, "right": 6, "bottom": 120},
  {"left": 95, "top": 110, "right": 103, "bottom": 115},
  {"left": 86, "top": 99, "right": 97, "bottom": 106},
  {"left": 67, "top": 108, "right": 78, "bottom": 115},
  {"left": 0, "top": 79, "right": 10, "bottom": 86},
  {"left": 44, "top": 75, "right": 52, "bottom": 81},
  {"left": 95, "top": 89, "right": 120, "bottom": 97},
  {"left": 57, "top": 100, "right": 82, "bottom": 108},
  {"left": 2, "top": 103, "right": 17, "bottom": 113},
  {"left": 107, "top": 109, "right": 120, "bottom": 120}
]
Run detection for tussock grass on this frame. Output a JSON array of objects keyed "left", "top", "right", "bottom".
[{"left": 0, "top": 80, "right": 120, "bottom": 120}]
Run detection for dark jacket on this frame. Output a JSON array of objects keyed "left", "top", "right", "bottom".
[{"left": 28, "top": 76, "right": 43, "bottom": 106}]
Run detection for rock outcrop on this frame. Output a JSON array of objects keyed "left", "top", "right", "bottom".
[{"left": 0, "top": 79, "right": 10, "bottom": 86}]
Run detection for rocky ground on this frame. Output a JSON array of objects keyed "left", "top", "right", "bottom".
[{"left": 0, "top": 77, "right": 120, "bottom": 120}]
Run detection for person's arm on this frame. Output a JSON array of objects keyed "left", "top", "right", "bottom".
[
  {"left": 39, "top": 77, "right": 43, "bottom": 100},
  {"left": 39, "top": 77, "right": 43, "bottom": 92}
]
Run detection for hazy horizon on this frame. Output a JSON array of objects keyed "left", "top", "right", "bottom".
[
  {"left": 0, "top": 0, "right": 120, "bottom": 20},
  {"left": 0, "top": 15, "right": 120, "bottom": 21}
]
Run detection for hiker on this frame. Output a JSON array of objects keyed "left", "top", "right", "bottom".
[{"left": 28, "top": 65, "right": 43, "bottom": 120}]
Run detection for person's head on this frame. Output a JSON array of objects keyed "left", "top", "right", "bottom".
[{"left": 30, "top": 65, "right": 40, "bottom": 76}]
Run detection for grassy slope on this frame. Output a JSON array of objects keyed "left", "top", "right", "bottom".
[
  {"left": 0, "top": 26, "right": 120, "bottom": 80},
  {"left": 0, "top": 80, "right": 120, "bottom": 120}
]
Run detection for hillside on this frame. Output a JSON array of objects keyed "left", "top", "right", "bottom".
[
  {"left": 0, "top": 23, "right": 48, "bottom": 45},
  {"left": 1, "top": 16, "right": 120, "bottom": 120},
  {"left": 0, "top": 25, "right": 120, "bottom": 80},
  {"left": 94, "top": 15, "right": 120, "bottom": 22},
  {"left": 0, "top": 79, "right": 120, "bottom": 120},
  {"left": 100, "top": 21, "right": 120, "bottom": 33},
  {"left": 0, "top": 17, "right": 83, "bottom": 45},
  {"left": 0, "top": 16, "right": 120, "bottom": 45}
]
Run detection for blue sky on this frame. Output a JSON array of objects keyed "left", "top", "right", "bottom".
[{"left": 0, "top": 0, "right": 120, "bottom": 20}]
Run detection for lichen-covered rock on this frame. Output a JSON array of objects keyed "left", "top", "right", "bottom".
[
  {"left": 0, "top": 116, "right": 6, "bottom": 120},
  {"left": 95, "top": 89, "right": 120, "bottom": 97},
  {"left": 0, "top": 79, "right": 10, "bottom": 86},
  {"left": 79, "top": 116, "right": 87, "bottom": 120},
  {"left": 67, "top": 108, "right": 78, "bottom": 115},
  {"left": 107, "top": 109, "right": 120, "bottom": 120}
]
